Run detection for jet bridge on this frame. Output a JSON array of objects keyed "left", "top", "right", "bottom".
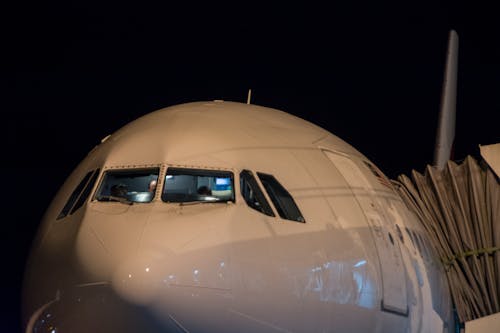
[{"left": 395, "top": 143, "right": 500, "bottom": 331}]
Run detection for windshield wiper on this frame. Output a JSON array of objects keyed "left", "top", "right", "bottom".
[
  {"left": 179, "top": 197, "right": 225, "bottom": 206},
  {"left": 97, "top": 195, "right": 134, "bottom": 205}
]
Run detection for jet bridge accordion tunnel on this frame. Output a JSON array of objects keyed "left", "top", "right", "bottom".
[{"left": 394, "top": 144, "right": 500, "bottom": 327}]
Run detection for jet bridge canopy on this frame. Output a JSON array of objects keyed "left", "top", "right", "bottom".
[{"left": 396, "top": 152, "right": 500, "bottom": 325}]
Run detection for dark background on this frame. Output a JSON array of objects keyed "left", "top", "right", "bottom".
[{"left": 2, "top": 1, "right": 499, "bottom": 332}]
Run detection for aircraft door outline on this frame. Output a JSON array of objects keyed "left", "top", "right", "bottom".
[{"left": 321, "top": 149, "right": 409, "bottom": 316}]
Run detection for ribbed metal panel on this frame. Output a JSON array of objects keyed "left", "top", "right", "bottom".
[{"left": 395, "top": 156, "right": 500, "bottom": 324}]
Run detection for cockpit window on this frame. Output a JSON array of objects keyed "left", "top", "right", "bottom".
[
  {"left": 57, "top": 170, "right": 93, "bottom": 219},
  {"left": 257, "top": 172, "right": 305, "bottom": 222},
  {"left": 240, "top": 170, "right": 274, "bottom": 217},
  {"left": 95, "top": 168, "right": 159, "bottom": 203},
  {"left": 70, "top": 168, "right": 100, "bottom": 214},
  {"left": 162, "top": 167, "right": 234, "bottom": 203}
]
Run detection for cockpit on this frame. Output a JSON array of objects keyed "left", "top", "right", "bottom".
[
  {"left": 94, "top": 167, "right": 235, "bottom": 204},
  {"left": 58, "top": 165, "right": 304, "bottom": 223}
]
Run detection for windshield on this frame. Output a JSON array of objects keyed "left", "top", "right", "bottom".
[
  {"left": 162, "top": 167, "right": 234, "bottom": 203},
  {"left": 95, "top": 168, "right": 160, "bottom": 203}
]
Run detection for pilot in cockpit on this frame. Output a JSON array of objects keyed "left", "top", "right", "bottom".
[
  {"left": 148, "top": 179, "right": 157, "bottom": 193},
  {"left": 197, "top": 185, "right": 212, "bottom": 195},
  {"left": 110, "top": 184, "right": 128, "bottom": 198}
]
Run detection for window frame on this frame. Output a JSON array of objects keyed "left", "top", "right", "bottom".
[
  {"left": 57, "top": 168, "right": 100, "bottom": 220},
  {"left": 70, "top": 168, "right": 101, "bottom": 214},
  {"left": 93, "top": 167, "right": 160, "bottom": 204},
  {"left": 161, "top": 167, "right": 235, "bottom": 204},
  {"left": 256, "top": 172, "right": 305, "bottom": 223},
  {"left": 240, "top": 169, "right": 275, "bottom": 217}
]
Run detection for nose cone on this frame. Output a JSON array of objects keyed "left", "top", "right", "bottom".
[{"left": 73, "top": 204, "right": 233, "bottom": 332}]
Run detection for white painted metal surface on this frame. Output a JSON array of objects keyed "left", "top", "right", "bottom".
[
  {"left": 465, "top": 312, "right": 500, "bottom": 333},
  {"left": 323, "top": 150, "right": 408, "bottom": 315}
]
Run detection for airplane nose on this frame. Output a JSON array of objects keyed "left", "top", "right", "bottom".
[{"left": 71, "top": 207, "right": 233, "bottom": 332}]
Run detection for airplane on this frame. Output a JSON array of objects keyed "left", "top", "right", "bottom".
[{"left": 22, "top": 33, "right": 459, "bottom": 333}]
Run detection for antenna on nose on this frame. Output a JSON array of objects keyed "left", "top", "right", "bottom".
[{"left": 246, "top": 89, "right": 252, "bottom": 105}]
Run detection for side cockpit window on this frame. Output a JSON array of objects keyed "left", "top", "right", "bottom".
[
  {"left": 257, "top": 172, "right": 305, "bottom": 223},
  {"left": 70, "top": 169, "right": 100, "bottom": 214},
  {"left": 57, "top": 168, "right": 100, "bottom": 220},
  {"left": 162, "top": 168, "right": 234, "bottom": 203},
  {"left": 95, "top": 168, "right": 159, "bottom": 203},
  {"left": 240, "top": 170, "right": 274, "bottom": 217}
]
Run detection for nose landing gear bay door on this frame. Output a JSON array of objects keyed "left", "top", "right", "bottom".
[{"left": 322, "top": 150, "right": 408, "bottom": 316}]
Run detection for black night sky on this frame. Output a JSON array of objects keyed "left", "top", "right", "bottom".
[{"left": 2, "top": 1, "right": 499, "bottom": 332}]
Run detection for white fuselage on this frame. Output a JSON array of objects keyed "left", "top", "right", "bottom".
[{"left": 23, "top": 101, "right": 453, "bottom": 332}]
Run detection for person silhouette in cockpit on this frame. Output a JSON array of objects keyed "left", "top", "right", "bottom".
[
  {"left": 197, "top": 185, "right": 212, "bottom": 195},
  {"left": 110, "top": 184, "right": 128, "bottom": 198}
]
